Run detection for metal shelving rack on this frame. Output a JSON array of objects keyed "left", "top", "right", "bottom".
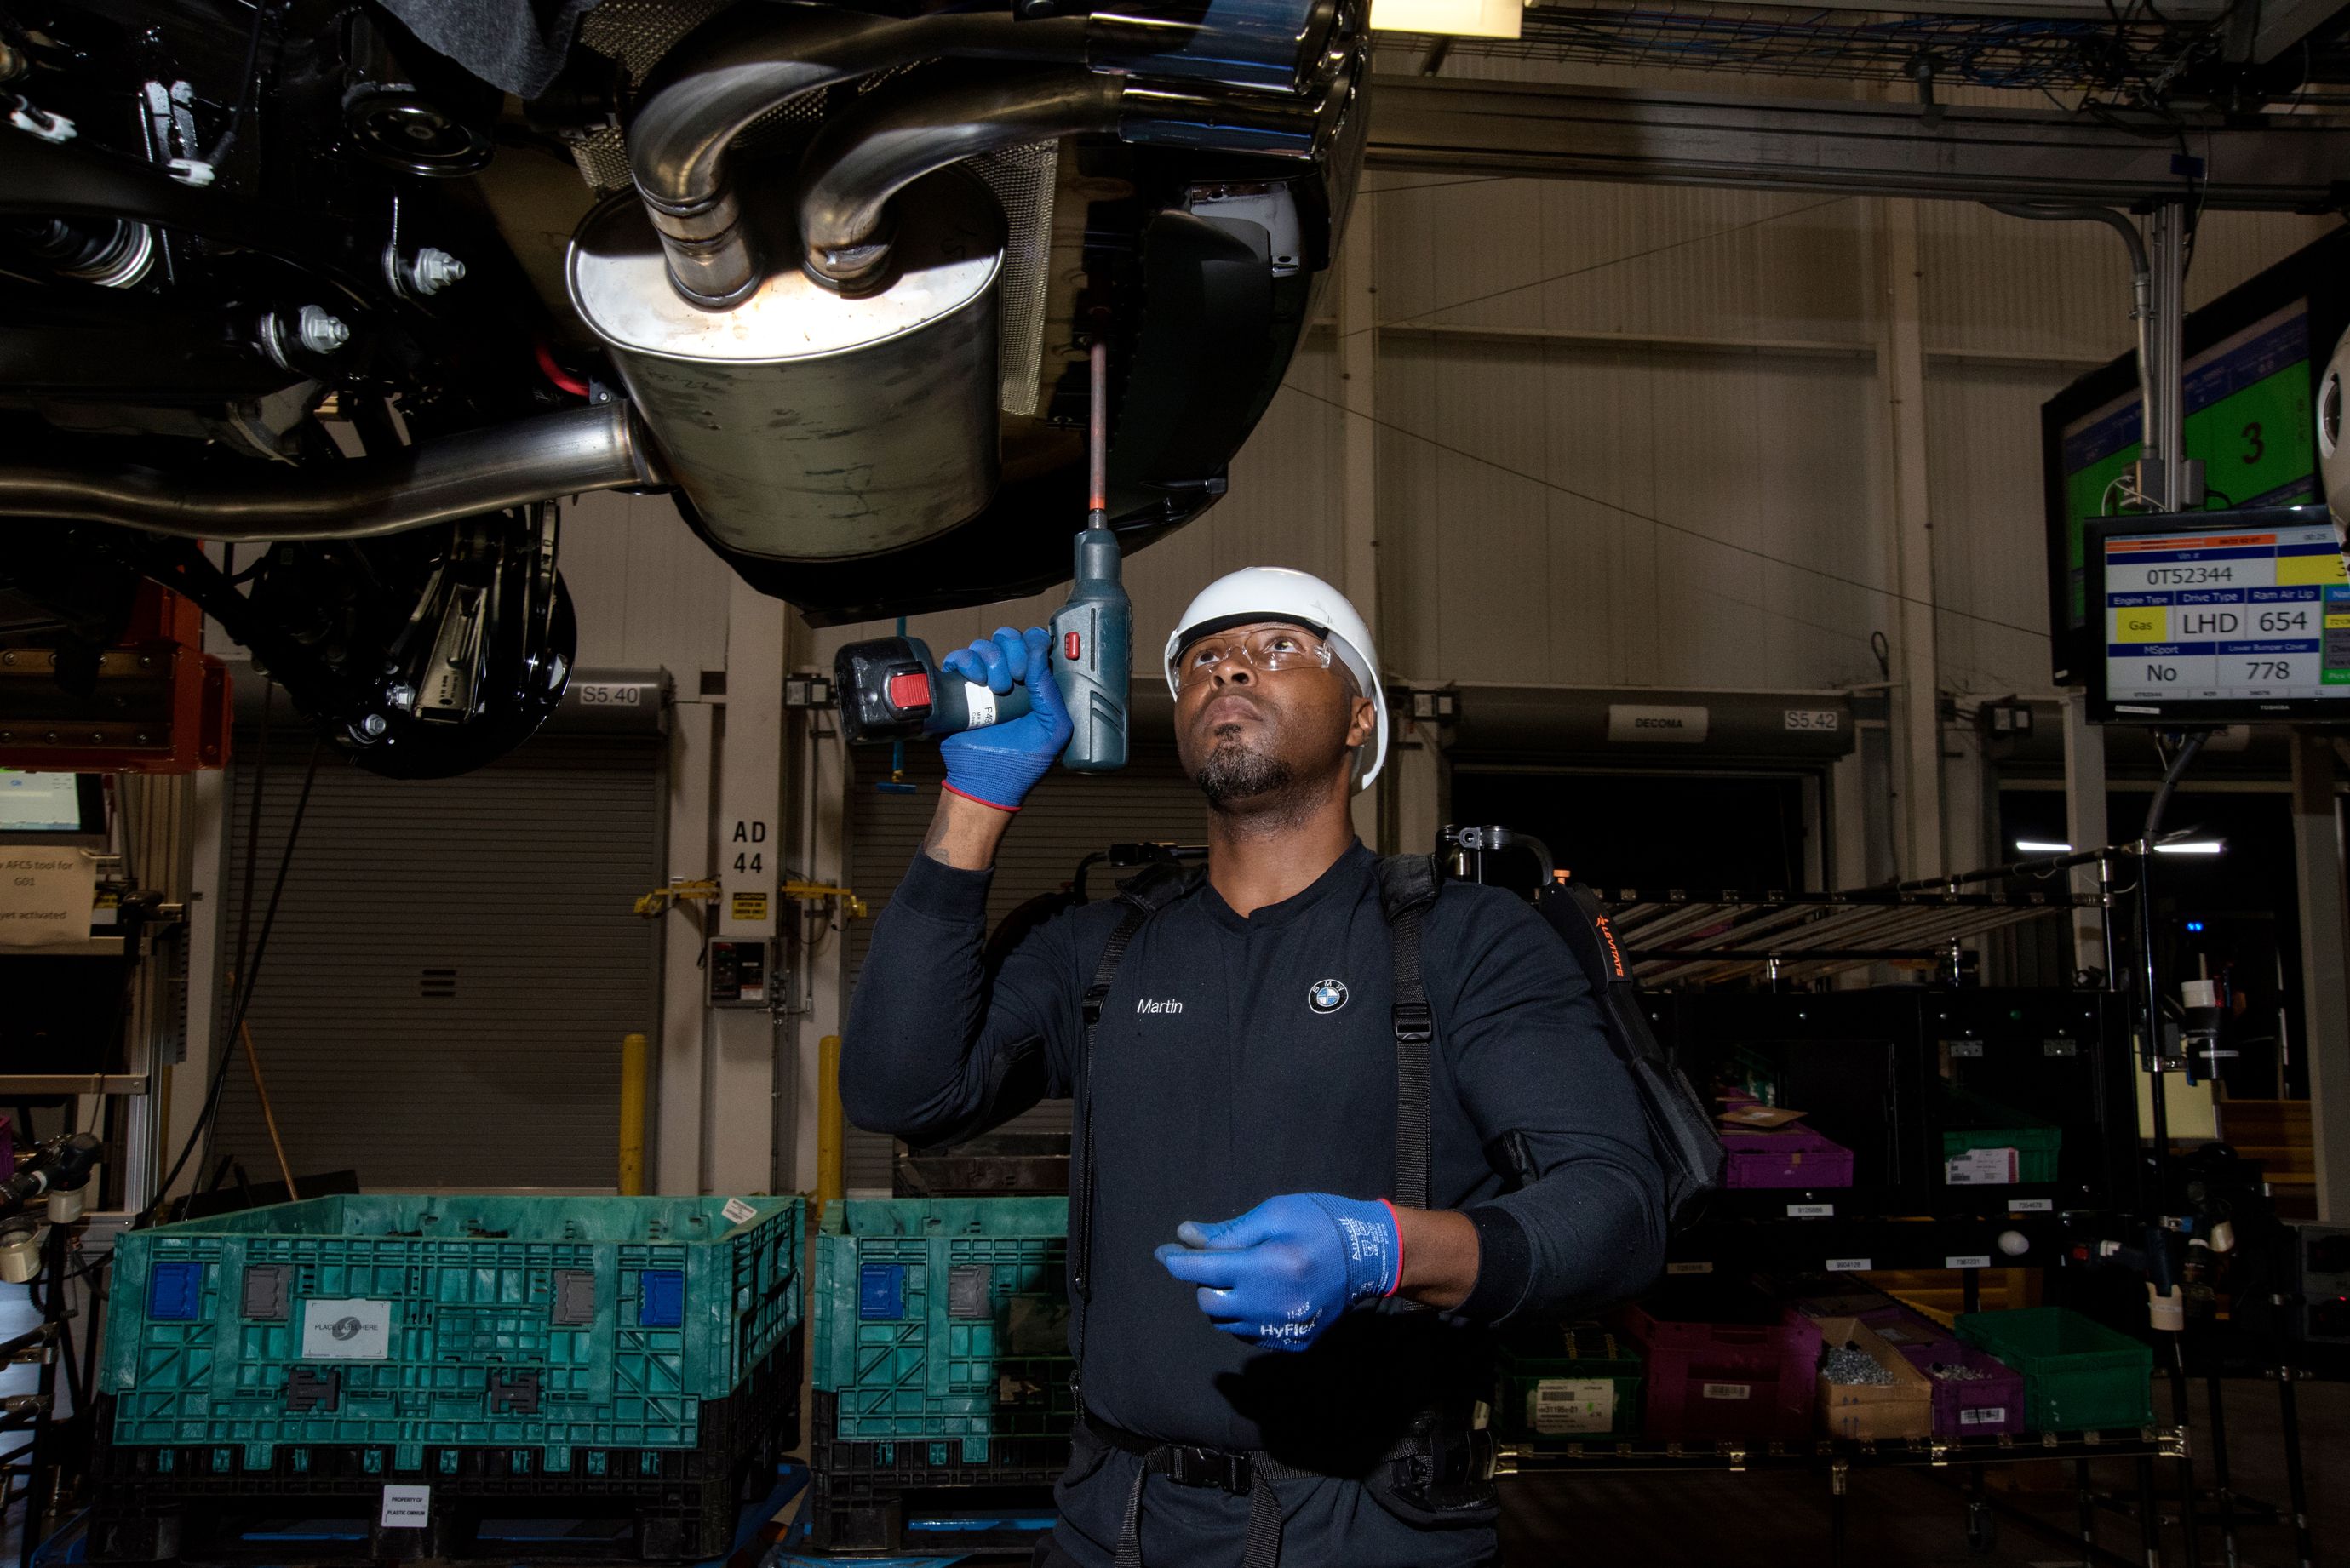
[
  {"left": 1, "top": 775, "right": 197, "bottom": 1565},
  {"left": 1585, "top": 838, "right": 2129, "bottom": 987},
  {"left": 1433, "top": 828, "right": 2317, "bottom": 1567}
]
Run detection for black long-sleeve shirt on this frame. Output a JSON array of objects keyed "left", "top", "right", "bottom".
[{"left": 842, "top": 838, "right": 1665, "bottom": 1460}]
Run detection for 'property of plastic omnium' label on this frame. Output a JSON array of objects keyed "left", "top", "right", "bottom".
[
  {"left": 301, "top": 1298, "right": 393, "bottom": 1360},
  {"left": 1531, "top": 1380, "right": 1616, "bottom": 1434}
]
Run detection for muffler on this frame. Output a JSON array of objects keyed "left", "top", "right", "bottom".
[{"left": 569, "top": 165, "right": 1005, "bottom": 563}]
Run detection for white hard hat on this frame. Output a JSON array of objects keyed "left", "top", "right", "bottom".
[{"left": 1164, "top": 567, "right": 1386, "bottom": 790}]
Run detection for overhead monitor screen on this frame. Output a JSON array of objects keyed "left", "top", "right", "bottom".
[
  {"left": 2055, "top": 303, "right": 2320, "bottom": 661},
  {"left": 2093, "top": 506, "right": 2350, "bottom": 721}
]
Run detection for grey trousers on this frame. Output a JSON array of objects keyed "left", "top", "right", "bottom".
[{"left": 1029, "top": 1425, "right": 1501, "bottom": 1568}]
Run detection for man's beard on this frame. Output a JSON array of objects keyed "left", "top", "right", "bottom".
[{"left": 1194, "top": 725, "right": 1297, "bottom": 808}]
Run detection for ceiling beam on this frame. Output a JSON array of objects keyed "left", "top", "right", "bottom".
[
  {"left": 2243, "top": 0, "right": 2350, "bottom": 61},
  {"left": 1361, "top": 76, "right": 2350, "bottom": 210}
]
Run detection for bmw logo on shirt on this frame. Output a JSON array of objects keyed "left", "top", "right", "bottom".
[{"left": 1308, "top": 978, "right": 1349, "bottom": 1015}]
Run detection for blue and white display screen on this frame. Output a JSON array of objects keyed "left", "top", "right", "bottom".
[
  {"left": 0, "top": 771, "right": 91, "bottom": 833},
  {"left": 2101, "top": 513, "right": 2350, "bottom": 714}
]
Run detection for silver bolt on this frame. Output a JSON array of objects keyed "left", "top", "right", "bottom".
[
  {"left": 408, "top": 247, "right": 467, "bottom": 295},
  {"left": 387, "top": 684, "right": 417, "bottom": 710},
  {"left": 296, "top": 305, "right": 349, "bottom": 355},
  {"left": 361, "top": 713, "right": 388, "bottom": 737}
]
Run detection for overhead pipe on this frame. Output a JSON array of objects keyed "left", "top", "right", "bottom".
[
  {"left": 628, "top": 0, "right": 1349, "bottom": 306},
  {"left": 0, "top": 402, "right": 662, "bottom": 541},
  {"left": 795, "top": 66, "right": 1329, "bottom": 290},
  {"left": 1986, "top": 202, "right": 2157, "bottom": 487}
]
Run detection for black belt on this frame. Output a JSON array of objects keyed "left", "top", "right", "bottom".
[
  {"left": 1081, "top": 1411, "right": 1460, "bottom": 1568},
  {"left": 1081, "top": 1411, "right": 1318, "bottom": 1568}
]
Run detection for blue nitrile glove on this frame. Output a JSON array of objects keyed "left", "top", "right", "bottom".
[
  {"left": 1153, "top": 1193, "right": 1402, "bottom": 1352},
  {"left": 937, "top": 625, "right": 1073, "bottom": 810}
]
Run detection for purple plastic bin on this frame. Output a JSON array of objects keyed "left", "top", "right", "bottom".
[
  {"left": 1620, "top": 1296, "right": 1823, "bottom": 1443},
  {"left": 1923, "top": 1345, "right": 2027, "bottom": 1436},
  {"left": 1861, "top": 1319, "right": 2029, "bottom": 1437},
  {"left": 1720, "top": 1126, "right": 1855, "bottom": 1188}
]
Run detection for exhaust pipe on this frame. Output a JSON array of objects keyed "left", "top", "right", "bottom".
[
  {"left": 628, "top": 0, "right": 1350, "bottom": 306},
  {"left": 629, "top": 7, "right": 1092, "bottom": 308},
  {"left": 0, "top": 403, "right": 662, "bottom": 541},
  {"left": 797, "top": 66, "right": 1335, "bottom": 290}
]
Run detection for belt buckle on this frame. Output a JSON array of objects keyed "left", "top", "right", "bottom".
[{"left": 1171, "top": 1445, "right": 1251, "bottom": 1495}]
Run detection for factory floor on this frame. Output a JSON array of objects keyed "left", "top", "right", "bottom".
[{"left": 1500, "top": 1376, "right": 2348, "bottom": 1566}]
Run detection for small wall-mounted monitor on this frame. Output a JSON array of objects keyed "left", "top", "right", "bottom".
[
  {"left": 2088, "top": 506, "right": 2350, "bottom": 723},
  {"left": 0, "top": 770, "right": 106, "bottom": 842},
  {"left": 2043, "top": 227, "right": 2347, "bottom": 685}
]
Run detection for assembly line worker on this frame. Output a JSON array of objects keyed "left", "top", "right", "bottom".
[{"left": 841, "top": 568, "right": 1667, "bottom": 1568}]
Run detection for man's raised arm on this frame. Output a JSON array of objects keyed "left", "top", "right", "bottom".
[{"left": 838, "top": 626, "right": 1075, "bottom": 1144}]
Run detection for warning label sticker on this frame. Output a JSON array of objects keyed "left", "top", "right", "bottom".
[{"left": 730, "top": 891, "right": 769, "bottom": 924}]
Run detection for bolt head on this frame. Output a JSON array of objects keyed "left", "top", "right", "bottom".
[
  {"left": 361, "top": 713, "right": 388, "bottom": 736},
  {"left": 296, "top": 305, "right": 349, "bottom": 355},
  {"left": 410, "top": 246, "right": 467, "bottom": 294}
]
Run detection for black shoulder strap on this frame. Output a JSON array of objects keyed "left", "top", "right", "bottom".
[
  {"left": 1072, "top": 863, "right": 1196, "bottom": 1306},
  {"left": 1374, "top": 856, "right": 1442, "bottom": 1214},
  {"left": 1537, "top": 879, "right": 1725, "bottom": 1228},
  {"left": 1543, "top": 882, "right": 1662, "bottom": 1066}
]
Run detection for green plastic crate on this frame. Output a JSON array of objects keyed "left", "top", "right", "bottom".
[
  {"left": 1497, "top": 1324, "right": 1642, "bottom": 1444},
  {"left": 811, "top": 1197, "right": 1070, "bottom": 1462},
  {"left": 100, "top": 1193, "right": 802, "bottom": 1470},
  {"left": 1952, "top": 1308, "right": 2152, "bottom": 1431},
  {"left": 1939, "top": 1084, "right": 2062, "bottom": 1184}
]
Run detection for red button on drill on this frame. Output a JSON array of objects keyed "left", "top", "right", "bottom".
[
  {"left": 886, "top": 671, "right": 931, "bottom": 710},
  {"left": 1065, "top": 632, "right": 1080, "bottom": 660}
]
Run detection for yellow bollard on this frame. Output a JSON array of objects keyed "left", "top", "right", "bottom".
[
  {"left": 817, "top": 1034, "right": 845, "bottom": 1209},
  {"left": 618, "top": 1032, "right": 648, "bottom": 1196}
]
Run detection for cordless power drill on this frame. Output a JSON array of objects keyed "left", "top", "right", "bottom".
[
  {"left": 834, "top": 338, "right": 1130, "bottom": 771},
  {"left": 832, "top": 525, "right": 1130, "bottom": 770}
]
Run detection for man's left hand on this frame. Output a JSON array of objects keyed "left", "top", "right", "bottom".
[{"left": 1154, "top": 1193, "right": 1401, "bottom": 1351}]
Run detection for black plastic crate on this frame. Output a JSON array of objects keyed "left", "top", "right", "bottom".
[
  {"left": 86, "top": 1332, "right": 801, "bottom": 1564},
  {"left": 805, "top": 1388, "right": 1067, "bottom": 1556}
]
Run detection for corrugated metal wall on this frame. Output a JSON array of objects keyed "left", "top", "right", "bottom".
[
  {"left": 210, "top": 733, "right": 662, "bottom": 1192},
  {"left": 561, "top": 490, "right": 738, "bottom": 678}
]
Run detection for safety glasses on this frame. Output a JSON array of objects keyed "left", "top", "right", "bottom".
[{"left": 1172, "top": 626, "right": 1334, "bottom": 691}]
